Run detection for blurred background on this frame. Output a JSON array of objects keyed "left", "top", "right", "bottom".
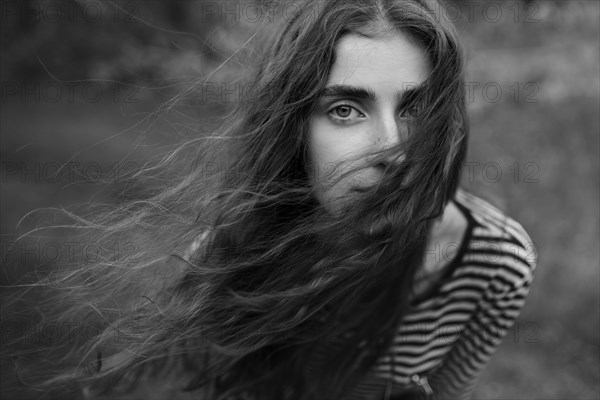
[{"left": 1, "top": 0, "right": 598, "bottom": 398}]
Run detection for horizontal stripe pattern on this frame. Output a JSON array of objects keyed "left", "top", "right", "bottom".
[{"left": 345, "top": 189, "right": 537, "bottom": 399}]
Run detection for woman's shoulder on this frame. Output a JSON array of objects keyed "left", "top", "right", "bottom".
[
  {"left": 455, "top": 188, "right": 535, "bottom": 250},
  {"left": 453, "top": 188, "right": 538, "bottom": 291}
]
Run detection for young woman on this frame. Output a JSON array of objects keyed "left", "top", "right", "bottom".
[{"left": 6, "top": 0, "right": 537, "bottom": 399}]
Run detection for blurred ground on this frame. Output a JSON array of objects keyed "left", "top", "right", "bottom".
[
  {"left": 455, "top": 2, "right": 599, "bottom": 398},
  {"left": 1, "top": 1, "right": 599, "bottom": 399}
]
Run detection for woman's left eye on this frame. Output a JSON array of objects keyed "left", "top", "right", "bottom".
[
  {"left": 328, "top": 104, "right": 365, "bottom": 123},
  {"left": 399, "top": 105, "right": 419, "bottom": 119}
]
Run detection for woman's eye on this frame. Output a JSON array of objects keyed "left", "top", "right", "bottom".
[
  {"left": 399, "top": 105, "right": 419, "bottom": 119},
  {"left": 328, "top": 104, "right": 364, "bottom": 122}
]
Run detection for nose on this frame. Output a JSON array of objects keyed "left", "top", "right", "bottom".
[{"left": 373, "top": 113, "right": 409, "bottom": 165}]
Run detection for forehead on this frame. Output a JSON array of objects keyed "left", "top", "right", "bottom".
[{"left": 327, "top": 32, "right": 430, "bottom": 92}]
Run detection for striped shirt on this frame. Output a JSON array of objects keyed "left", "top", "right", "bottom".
[{"left": 343, "top": 188, "right": 538, "bottom": 399}]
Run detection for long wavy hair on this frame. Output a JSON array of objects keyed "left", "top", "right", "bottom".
[{"left": 3, "top": 0, "right": 468, "bottom": 398}]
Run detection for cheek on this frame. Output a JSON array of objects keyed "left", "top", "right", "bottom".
[
  {"left": 306, "top": 120, "right": 368, "bottom": 214},
  {"left": 308, "top": 119, "right": 358, "bottom": 171},
  {"left": 307, "top": 120, "right": 342, "bottom": 188}
]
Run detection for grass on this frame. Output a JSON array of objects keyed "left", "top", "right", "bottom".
[{"left": 458, "top": 2, "right": 600, "bottom": 398}]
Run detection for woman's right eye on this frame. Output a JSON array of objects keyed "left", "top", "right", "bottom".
[{"left": 328, "top": 104, "right": 365, "bottom": 124}]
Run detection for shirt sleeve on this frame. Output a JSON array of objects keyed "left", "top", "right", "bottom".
[{"left": 427, "top": 236, "right": 538, "bottom": 400}]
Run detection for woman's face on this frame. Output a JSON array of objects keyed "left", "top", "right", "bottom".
[{"left": 307, "top": 30, "right": 430, "bottom": 215}]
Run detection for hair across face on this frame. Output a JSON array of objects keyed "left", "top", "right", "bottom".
[
  {"left": 306, "top": 29, "right": 431, "bottom": 215},
  {"left": 239, "top": 0, "right": 468, "bottom": 225}
]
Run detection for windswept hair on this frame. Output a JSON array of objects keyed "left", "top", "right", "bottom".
[{"left": 3, "top": 0, "right": 468, "bottom": 399}]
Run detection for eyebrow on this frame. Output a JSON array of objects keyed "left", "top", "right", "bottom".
[
  {"left": 319, "top": 83, "right": 424, "bottom": 106},
  {"left": 321, "top": 84, "right": 377, "bottom": 102}
]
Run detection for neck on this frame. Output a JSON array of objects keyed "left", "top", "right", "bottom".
[{"left": 420, "top": 200, "right": 468, "bottom": 277}]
